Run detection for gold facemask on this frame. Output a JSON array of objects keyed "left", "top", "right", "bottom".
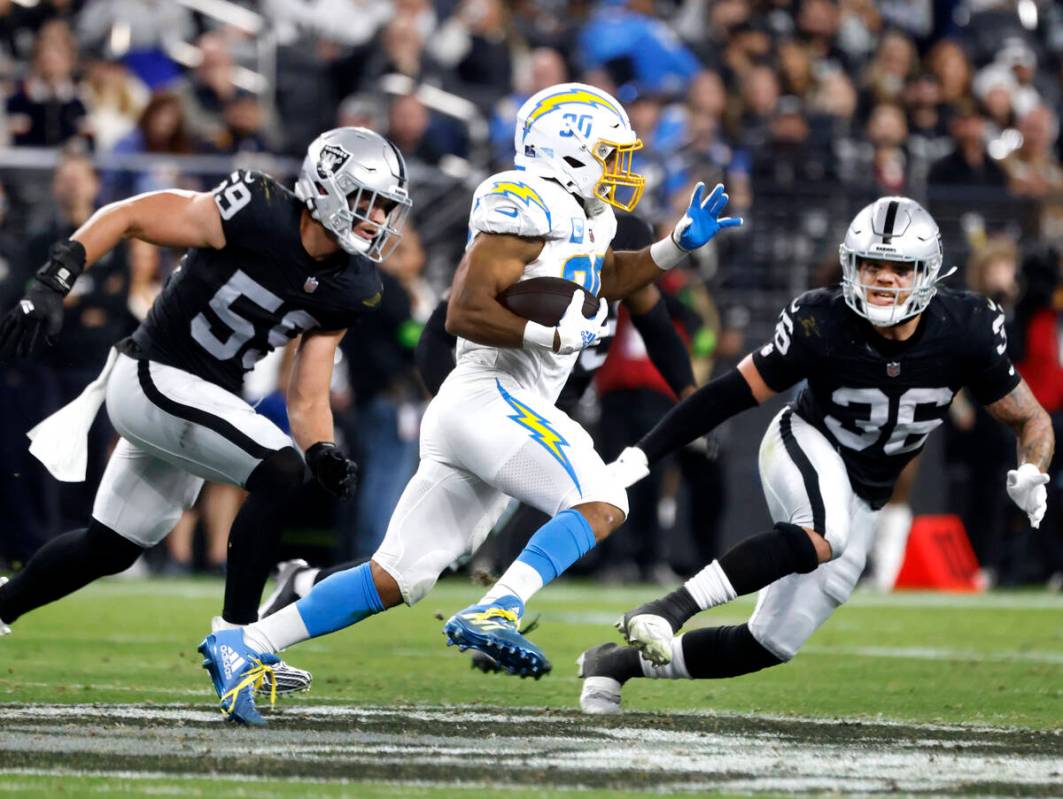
[{"left": 591, "top": 138, "right": 645, "bottom": 212}]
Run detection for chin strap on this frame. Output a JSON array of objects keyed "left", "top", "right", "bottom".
[{"left": 933, "top": 265, "right": 958, "bottom": 286}]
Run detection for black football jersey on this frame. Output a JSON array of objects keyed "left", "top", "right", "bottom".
[
  {"left": 558, "top": 301, "right": 619, "bottom": 411},
  {"left": 122, "top": 171, "right": 383, "bottom": 393},
  {"left": 752, "top": 287, "right": 1019, "bottom": 508}
]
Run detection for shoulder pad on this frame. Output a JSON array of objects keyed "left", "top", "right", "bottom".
[
  {"left": 791, "top": 287, "right": 838, "bottom": 311},
  {"left": 772, "top": 289, "right": 837, "bottom": 351},
  {"left": 469, "top": 171, "right": 561, "bottom": 238}
]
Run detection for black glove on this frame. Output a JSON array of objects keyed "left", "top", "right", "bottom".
[
  {"left": 0, "top": 239, "right": 85, "bottom": 361},
  {"left": 306, "top": 442, "right": 358, "bottom": 499}
]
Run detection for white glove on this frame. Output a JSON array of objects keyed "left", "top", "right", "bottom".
[
  {"left": 607, "top": 446, "right": 650, "bottom": 488},
  {"left": 554, "top": 290, "right": 608, "bottom": 355},
  {"left": 1006, "top": 463, "right": 1049, "bottom": 529}
]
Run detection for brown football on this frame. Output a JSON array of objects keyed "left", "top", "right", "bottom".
[{"left": 498, "top": 277, "right": 599, "bottom": 326}]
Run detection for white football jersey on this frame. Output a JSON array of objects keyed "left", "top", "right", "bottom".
[{"left": 453, "top": 170, "right": 617, "bottom": 402}]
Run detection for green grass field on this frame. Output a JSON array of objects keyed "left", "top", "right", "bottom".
[{"left": 1, "top": 575, "right": 1061, "bottom": 797}]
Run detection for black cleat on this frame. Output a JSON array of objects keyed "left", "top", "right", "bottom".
[{"left": 257, "top": 559, "right": 310, "bottom": 620}]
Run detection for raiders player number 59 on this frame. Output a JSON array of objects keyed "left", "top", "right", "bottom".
[
  {"left": 577, "top": 197, "right": 1053, "bottom": 714},
  {"left": 0, "top": 128, "right": 411, "bottom": 711}
]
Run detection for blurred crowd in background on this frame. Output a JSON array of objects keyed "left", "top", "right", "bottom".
[{"left": 2, "top": 0, "right": 1063, "bottom": 590}]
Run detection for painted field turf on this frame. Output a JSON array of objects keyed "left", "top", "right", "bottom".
[{"left": 0, "top": 577, "right": 1060, "bottom": 796}]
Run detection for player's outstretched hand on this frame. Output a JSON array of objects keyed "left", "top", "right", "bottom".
[
  {"left": 0, "top": 239, "right": 86, "bottom": 361},
  {"left": 555, "top": 291, "right": 608, "bottom": 355},
  {"left": 306, "top": 442, "right": 358, "bottom": 500},
  {"left": 672, "top": 182, "right": 742, "bottom": 252},
  {"left": 0, "top": 281, "right": 65, "bottom": 361},
  {"left": 607, "top": 446, "right": 650, "bottom": 488},
  {"left": 1006, "top": 463, "right": 1049, "bottom": 529}
]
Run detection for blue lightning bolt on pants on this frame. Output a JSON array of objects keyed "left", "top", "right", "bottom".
[{"left": 372, "top": 374, "right": 628, "bottom": 605}]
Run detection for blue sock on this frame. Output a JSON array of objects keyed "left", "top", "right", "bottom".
[
  {"left": 516, "top": 509, "right": 596, "bottom": 586},
  {"left": 294, "top": 562, "right": 385, "bottom": 637}
]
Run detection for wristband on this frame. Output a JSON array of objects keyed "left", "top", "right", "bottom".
[
  {"left": 36, "top": 239, "right": 87, "bottom": 295},
  {"left": 649, "top": 232, "right": 687, "bottom": 271},
  {"left": 523, "top": 320, "right": 556, "bottom": 351}
]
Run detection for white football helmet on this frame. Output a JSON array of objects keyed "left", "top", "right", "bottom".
[
  {"left": 839, "top": 196, "right": 946, "bottom": 327},
  {"left": 513, "top": 82, "right": 645, "bottom": 212},
  {"left": 295, "top": 127, "right": 412, "bottom": 261}
]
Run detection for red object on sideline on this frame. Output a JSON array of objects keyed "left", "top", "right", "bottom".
[
  {"left": 893, "top": 515, "right": 982, "bottom": 592},
  {"left": 1015, "top": 308, "right": 1063, "bottom": 413}
]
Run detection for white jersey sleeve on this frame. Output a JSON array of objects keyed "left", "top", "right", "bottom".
[{"left": 468, "top": 171, "right": 561, "bottom": 239}]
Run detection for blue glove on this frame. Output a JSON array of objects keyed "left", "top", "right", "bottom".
[{"left": 673, "top": 182, "right": 742, "bottom": 251}]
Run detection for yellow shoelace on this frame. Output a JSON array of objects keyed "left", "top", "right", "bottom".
[
  {"left": 220, "top": 659, "right": 277, "bottom": 716},
  {"left": 470, "top": 607, "right": 519, "bottom": 625}
]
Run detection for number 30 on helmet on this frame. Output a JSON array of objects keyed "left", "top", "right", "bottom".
[{"left": 513, "top": 83, "right": 645, "bottom": 212}]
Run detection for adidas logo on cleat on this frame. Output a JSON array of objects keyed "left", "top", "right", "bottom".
[{"left": 220, "top": 645, "right": 246, "bottom": 680}]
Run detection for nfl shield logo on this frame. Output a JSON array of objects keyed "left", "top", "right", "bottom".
[
  {"left": 303, "top": 276, "right": 319, "bottom": 293},
  {"left": 886, "top": 361, "right": 901, "bottom": 378}
]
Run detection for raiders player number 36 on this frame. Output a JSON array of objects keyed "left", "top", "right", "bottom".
[
  {"left": 578, "top": 196, "right": 1053, "bottom": 714},
  {"left": 0, "top": 128, "right": 411, "bottom": 714}
]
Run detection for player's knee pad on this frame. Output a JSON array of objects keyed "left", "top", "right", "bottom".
[
  {"left": 567, "top": 482, "right": 628, "bottom": 521},
  {"left": 86, "top": 518, "right": 145, "bottom": 574},
  {"left": 371, "top": 550, "right": 444, "bottom": 607},
  {"left": 245, "top": 446, "right": 305, "bottom": 495},
  {"left": 775, "top": 522, "right": 819, "bottom": 574},
  {"left": 820, "top": 520, "right": 851, "bottom": 561}
]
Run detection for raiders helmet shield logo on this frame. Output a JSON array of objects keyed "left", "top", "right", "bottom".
[
  {"left": 303, "top": 276, "right": 319, "bottom": 293},
  {"left": 316, "top": 144, "right": 351, "bottom": 179},
  {"left": 886, "top": 361, "right": 901, "bottom": 377}
]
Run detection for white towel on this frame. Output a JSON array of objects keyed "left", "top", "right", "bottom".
[{"left": 27, "top": 347, "right": 119, "bottom": 482}]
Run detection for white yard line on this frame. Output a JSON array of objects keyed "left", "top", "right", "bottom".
[
  {"left": 1, "top": 708, "right": 1060, "bottom": 795},
  {"left": 0, "top": 702, "right": 1057, "bottom": 734},
  {"left": 801, "top": 644, "right": 1063, "bottom": 664}
]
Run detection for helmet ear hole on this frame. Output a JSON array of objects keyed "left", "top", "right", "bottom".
[{"left": 563, "top": 156, "right": 585, "bottom": 168}]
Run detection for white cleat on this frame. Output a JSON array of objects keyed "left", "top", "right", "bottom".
[
  {"left": 616, "top": 613, "right": 673, "bottom": 665},
  {"left": 0, "top": 576, "right": 9, "bottom": 636},
  {"left": 576, "top": 644, "right": 627, "bottom": 715},
  {"left": 580, "top": 676, "right": 622, "bottom": 715}
]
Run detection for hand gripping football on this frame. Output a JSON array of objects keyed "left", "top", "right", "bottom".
[{"left": 498, "top": 277, "right": 599, "bottom": 327}]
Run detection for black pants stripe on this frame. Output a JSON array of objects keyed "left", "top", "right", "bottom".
[
  {"left": 779, "top": 408, "right": 826, "bottom": 534},
  {"left": 136, "top": 359, "right": 273, "bottom": 460}
]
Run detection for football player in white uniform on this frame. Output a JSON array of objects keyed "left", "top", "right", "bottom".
[
  {"left": 202, "top": 82, "right": 741, "bottom": 723},
  {"left": 576, "top": 197, "right": 1052, "bottom": 714}
]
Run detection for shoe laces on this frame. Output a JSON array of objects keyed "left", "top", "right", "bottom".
[
  {"left": 221, "top": 658, "right": 277, "bottom": 715},
  {"left": 470, "top": 606, "right": 520, "bottom": 626}
]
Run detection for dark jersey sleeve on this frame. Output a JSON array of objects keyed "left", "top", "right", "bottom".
[
  {"left": 965, "top": 296, "right": 1021, "bottom": 405},
  {"left": 751, "top": 295, "right": 821, "bottom": 392},
  {"left": 415, "top": 298, "right": 457, "bottom": 396},
  {"left": 213, "top": 170, "right": 284, "bottom": 252}
]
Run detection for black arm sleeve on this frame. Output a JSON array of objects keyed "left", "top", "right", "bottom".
[
  {"left": 629, "top": 297, "right": 696, "bottom": 397},
  {"left": 415, "top": 299, "right": 457, "bottom": 396},
  {"left": 637, "top": 368, "right": 757, "bottom": 464}
]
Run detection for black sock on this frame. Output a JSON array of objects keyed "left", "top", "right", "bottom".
[
  {"left": 717, "top": 522, "right": 820, "bottom": 596},
  {"left": 611, "top": 646, "right": 644, "bottom": 684},
  {"left": 0, "top": 521, "right": 142, "bottom": 624},
  {"left": 222, "top": 449, "right": 305, "bottom": 625},
  {"left": 313, "top": 557, "right": 370, "bottom": 586},
  {"left": 680, "top": 623, "right": 784, "bottom": 678},
  {"left": 633, "top": 586, "right": 702, "bottom": 632}
]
